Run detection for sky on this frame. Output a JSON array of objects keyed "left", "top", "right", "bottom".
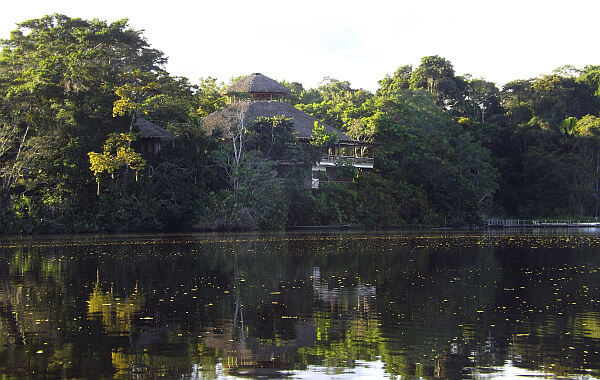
[{"left": 1, "top": 0, "right": 599, "bottom": 93}]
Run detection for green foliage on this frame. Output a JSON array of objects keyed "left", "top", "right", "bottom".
[
  {"left": 197, "top": 151, "right": 287, "bottom": 230},
  {"left": 355, "top": 171, "right": 433, "bottom": 227},
  {"left": 95, "top": 189, "right": 164, "bottom": 232},
  {"left": 196, "top": 77, "right": 226, "bottom": 118},
  {"left": 310, "top": 121, "right": 338, "bottom": 148},
  {"left": 247, "top": 116, "right": 320, "bottom": 185},
  {"left": 113, "top": 70, "right": 197, "bottom": 125},
  {"left": 295, "top": 78, "right": 374, "bottom": 133},
  {"left": 334, "top": 160, "right": 357, "bottom": 180},
  {"left": 460, "top": 76, "right": 502, "bottom": 124},
  {"left": 286, "top": 169, "right": 435, "bottom": 228},
  {"left": 280, "top": 80, "right": 323, "bottom": 106},
  {"left": 495, "top": 66, "right": 600, "bottom": 217},
  {"left": 313, "top": 182, "right": 358, "bottom": 225},
  {"left": 371, "top": 89, "right": 499, "bottom": 225},
  {"left": 377, "top": 65, "right": 413, "bottom": 96},
  {"left": 409, "top": 55, "right": 465, "bottom": 109},
  {"left": 197, "top": 116, "right": 317, "bottom": 230},
  {"left": 2, "top": 12, "right": 600, "bottom": 232},
  {"left": 0, "top": 14, "right": 198, "bottom": 233}
]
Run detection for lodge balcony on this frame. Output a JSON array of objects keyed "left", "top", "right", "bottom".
[
  {"left": 318, "top": 154, "right": 374, "bottom": 169},
  {"left": 311, "top": 153, "right": 375, "bottom": 189}
]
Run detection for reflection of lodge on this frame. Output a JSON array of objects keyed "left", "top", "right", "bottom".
[
  {"left": 311, "top": 267, "right": 376, "bottom": 317},
  {"left": 201, "top": 73, "right": 375, "bottom": 189},
  {"left": 200, "top": 297, "right": 319, "bottom": 378},
  {"left": 198, "top": 267, "right": 379, "bottom": 377}
]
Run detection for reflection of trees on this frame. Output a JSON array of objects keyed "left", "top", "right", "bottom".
[
  {"left": 363, "top": 237, "right": 501, "bottom": 378},
  {"left": 1, "top": 233, "right": 600, "bottom": 378},
  {"left": 195, "top": 239, "right": 386, "bottom": 376},
  {"left": 379, "top": 234, "right": 600, "bottom": 379},
  {"left": 87, "top": 279, "right": 145, "bottom": 335},
  {"left": 490, "top": 236, "right": 600, "bottom": 377},
  {"left": 290, "top": 266, "right": 384, "bottom": 369},
  {"left": 0, "top": 246, "right": 100, "bottom": 378}
]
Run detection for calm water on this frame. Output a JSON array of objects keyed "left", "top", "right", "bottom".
[{"left": 1, "top": 229, "right": 600, "bottom": 379}]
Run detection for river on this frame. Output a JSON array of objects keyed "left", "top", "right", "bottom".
[{"left": 0, "top": 229, "right": 599, "bottom": 379}]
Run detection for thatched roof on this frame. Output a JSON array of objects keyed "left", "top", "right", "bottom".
[
  {"left": 134, "top": 117, "right": 173, "bottom": 141},
  {"left": 222, "top": 73, "right": 291, "bottom": 97},
  {"left": 200, "top": 101, "right": 354, "bottom": 142}
]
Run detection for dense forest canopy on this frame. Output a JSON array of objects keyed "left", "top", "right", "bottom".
[{"left": 1, "top": 14, "right": 600, "bottom": 234}]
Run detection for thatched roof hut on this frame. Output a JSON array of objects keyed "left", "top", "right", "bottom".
[
  {"left": 222, "top": 73, "right": 291, "bottom": 100},
  {"left": 203, "top": 73, "right": 354, "bottom": 141},
  {"left": 200, "top": 100, "right": 353, "bottom": 142},
  {"left": 134, "top": 117, "right": 173, "bottom": 141},
  {"left": 132, "top": 117, "right": 173, "bottom": 159},
  {"left": 204, "top": 73, "right": 375, "bottom": 182}
]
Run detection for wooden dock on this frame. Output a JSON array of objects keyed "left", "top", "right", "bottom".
[
  {"left": 485, "top": 219, "right": 532, "bottom": 228},
  {"left": 485, "top": 219, "right": 600, "bottom": 228}
]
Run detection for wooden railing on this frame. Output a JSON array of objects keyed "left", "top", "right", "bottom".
[
  {"left": 485, "top": 219, "right": 600, "bottom": 227},
  {"left": 311, "top": 179, "right": 359, "bottom": 189},
  {"left": 319, "top": 155, "right": 374, "bottom": 166}
]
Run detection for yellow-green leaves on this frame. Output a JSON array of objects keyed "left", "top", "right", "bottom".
[
  {"left": 88, "top": 132, "right": 146, "bottom": 194},
  {"left": 112, "top": 70, "right": 163, "bottom": 117},
  {"left": 310, "top": 121, "right": 337, "bottom": 148}
]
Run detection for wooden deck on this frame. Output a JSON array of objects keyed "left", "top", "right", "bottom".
[
  {"left": 486, "top": 219, "right": 600, "bottom": 228},
  {"left": 319, "top": 154, "right": 374, "bottom": 167}
]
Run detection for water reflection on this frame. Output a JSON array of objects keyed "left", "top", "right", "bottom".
[{"left": 0, "top": 231, "right": 599, "bottom": 379}]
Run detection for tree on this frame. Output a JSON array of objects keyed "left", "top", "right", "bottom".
[
  {"left": 409, "top": 56, "right": 465, "bottom": 109},
  {"left": 196, "top": 77, "right": 226, "bottom": 118},
  {"left": 501, "top": 79, "right": 535, "bottom": 126},
  {"left": 294, "top": 77, "right": 374, "bottom": 135},
  {"left": 310, "top": 121, "right": 338, "bottom": 148},
  {"left": 502, "top": 72, "right": 598, "bottom": 127},
  {"left": 497, "top": 66, "right": 600, "bottom": 217},
  {"left": 371, "top": 89, "right": 499, "bottom": 224},
  {"left": 198, "top": 111, "right": 303, "bottom": 230},
  {"left": 88, "top": 132, "right": 146, "bottom": 195},
  {"left": 461, "top": 76, "right": 501, "bottom": 124},
  {"left": 377, "top": 65, "right": 413, "bottom": 96},
  {"left": 0, "top": 14, "right": 191, "bottom": 232},
  {"left": 580, "top": 65, "right": 600, "bottom": 97}
]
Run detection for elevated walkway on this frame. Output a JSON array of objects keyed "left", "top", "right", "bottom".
[{"left": 485, "top": 219, "right": 600, "bottom": 228}]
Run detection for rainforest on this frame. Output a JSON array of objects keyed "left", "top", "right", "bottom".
[{"left": 2, "top": 14, "right": 600, "bottom": 234}]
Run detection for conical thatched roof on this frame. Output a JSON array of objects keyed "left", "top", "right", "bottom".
[
  {"left": 134, "top": 117, "right": 173, "bottom": 141},
  {"left": 222, "top": 73, "right": 291, "bottom": 97},
  {"left": 200, "top": 101, "right": 353, "bottom": 142}
]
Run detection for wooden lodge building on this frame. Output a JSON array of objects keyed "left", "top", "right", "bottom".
[
  {"left": 131, "top": 117, "right": 173, "bottom": 160},
  {"left": 201, "top": 73, "right": 375, "bottom": 188}
]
